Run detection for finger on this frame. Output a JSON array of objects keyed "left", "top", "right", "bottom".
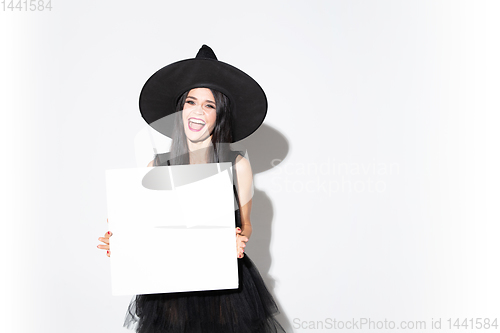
[
  {"left": 237, "top": 236, "right": 249, "bottom": 244},
  {"left": 107, "top": 218, "right": 108, "bottom": 223},
  {"left": 103, "top": 231, "right": 113, "bottom": 238},
  {"left": 97, "top": 244, "right": 110, "bottom": 250},
  {"left": 98, "top": 237, "right": 110, "bottom": 245},
  {"left": 107, "top": 250, "right": 110, "bottom": 257},
  {"left": 235, "top": 227, "right": 241, "bottom": 234}
]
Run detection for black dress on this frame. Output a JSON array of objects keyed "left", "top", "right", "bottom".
[{"left": 123, "top": 150, "right": 285, "bottom": 333}]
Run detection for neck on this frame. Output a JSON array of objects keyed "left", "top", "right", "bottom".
[{"left": 187, "top": 137, "right": 214, "bottom": 164}]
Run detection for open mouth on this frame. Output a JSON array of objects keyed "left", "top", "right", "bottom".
[{"left": 188, "top": 118, "right": 206, "bottom": 132}]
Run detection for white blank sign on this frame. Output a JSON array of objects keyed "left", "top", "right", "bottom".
[{"left": 105, "top": 163, "right": 238, "bottom": 296}]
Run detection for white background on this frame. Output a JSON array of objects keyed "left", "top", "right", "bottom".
[{"left": 1, "top": 1, "right": 499, "bottom": 332}]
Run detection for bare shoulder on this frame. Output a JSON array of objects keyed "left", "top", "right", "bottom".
[{"left": 235, "top": 154, "right": 253, "bottom": 180}]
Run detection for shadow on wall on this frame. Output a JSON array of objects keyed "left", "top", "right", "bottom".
[{"left": 234, "top": 124, "right": 292, "bottom": 332}]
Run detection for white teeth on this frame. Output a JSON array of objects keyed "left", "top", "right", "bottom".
[{"left": 189, "top": 119, "right": 205, "bottom": 125}]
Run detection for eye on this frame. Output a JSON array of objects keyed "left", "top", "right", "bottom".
[
  {"left": 206, "top": 104, "right": 216, "bottom": 109},
  {"left": 185, "top": 100, "right": 195, "bottom": 105}
]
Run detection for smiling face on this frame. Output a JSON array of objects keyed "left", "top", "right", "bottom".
[{"left": 182, "top": 88, "right": 217, "bottom": 145}]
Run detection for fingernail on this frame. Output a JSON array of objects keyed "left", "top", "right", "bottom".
[
  {"left": 97, "top": 245, "right": 100, "bottom": 248},
  {"left": 107, "top": 231, "right": 110, "bottom": 235},
  {"left": 107, "top": 250, "right": 109, "bottom": 254}
]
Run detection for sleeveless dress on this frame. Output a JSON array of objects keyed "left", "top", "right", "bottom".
[{"left": 123, "top": 150, "right": 285, "bottom": 333}]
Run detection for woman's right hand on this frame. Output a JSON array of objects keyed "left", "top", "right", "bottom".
[
  {"left": 236, "top": 227, "right": 248, "bottom": 259},
  {"left": 97, "top": 219, "right": 113, "bottom": 257}
]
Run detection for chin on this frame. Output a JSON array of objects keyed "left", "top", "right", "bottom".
[{"left": 186, "top": 133, "right": 209, "bottom": 143}]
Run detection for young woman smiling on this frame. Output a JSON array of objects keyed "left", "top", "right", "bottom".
[{"left": 97, "top": 45, "right": 284, "bottom": 333}]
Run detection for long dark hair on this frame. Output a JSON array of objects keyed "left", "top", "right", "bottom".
[{"left": 154, "top": 88, "right": 233, "bottom": 166}]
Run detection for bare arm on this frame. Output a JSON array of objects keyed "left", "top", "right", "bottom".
[
  {"left": 235, "top": 154, "right": 253, "bottom": 238},
  {"left": 234, "top": 155, "right": 254, "bottom": 258}
]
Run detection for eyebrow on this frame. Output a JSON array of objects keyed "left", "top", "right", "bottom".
[{"left": 186, "top": 96, "right": 216, "bottom": 104}]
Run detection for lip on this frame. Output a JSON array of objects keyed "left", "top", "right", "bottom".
[{"left": 187, "top": 117, "right": 206, "bottom": 132}]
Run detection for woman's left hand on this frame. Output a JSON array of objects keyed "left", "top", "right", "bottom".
[{"left": 236, "top": 227, "right": 248, "bottom": 258}]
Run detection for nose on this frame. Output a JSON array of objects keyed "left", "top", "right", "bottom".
[{"left": 193, "top": 104, "right": 204, "bottom": 115}]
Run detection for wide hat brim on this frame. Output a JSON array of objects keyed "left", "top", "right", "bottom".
[{"left": 139, "top": 52, "right": 267, "bottom": 143}]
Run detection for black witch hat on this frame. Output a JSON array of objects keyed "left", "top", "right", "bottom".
[{"left": 139, "top": 45, "right": 267, "bottom": 142}]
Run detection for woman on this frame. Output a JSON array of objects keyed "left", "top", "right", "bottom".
[{"left": 98, "top": 45, "right": 284, "bottom": 332}]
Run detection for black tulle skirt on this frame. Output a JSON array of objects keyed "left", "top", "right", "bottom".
[{"left": 123, "top": 254, "right": 285, "bottom": 333}]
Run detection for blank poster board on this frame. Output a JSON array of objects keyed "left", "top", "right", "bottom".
[{"left": 105, "top": 162, "right": 238, "bottom": 296}]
